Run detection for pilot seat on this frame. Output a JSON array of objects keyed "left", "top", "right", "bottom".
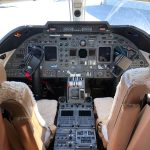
[
  {"left": 0, "top": 63, "right": 58, "bottom": 150},
  {"left": 94, "top": 67, "right": 150, "bottom": 150}
]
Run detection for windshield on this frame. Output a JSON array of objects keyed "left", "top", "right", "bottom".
[{"left": 0, "top": 0, "right": 150, "bottom": 39}]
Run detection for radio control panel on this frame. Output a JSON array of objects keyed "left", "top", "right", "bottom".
[{"left": 54, "top": 103, "right": 97, "bottom": 150}]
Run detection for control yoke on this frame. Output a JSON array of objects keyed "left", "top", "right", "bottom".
[{"left": 20, "top": 46, "right": 44, "bottom": 76}]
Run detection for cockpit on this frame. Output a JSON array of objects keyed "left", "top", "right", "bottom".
[
  {"left": 0, "top": 1, "right": 150, "bottom": 150},
  {"left": 1, "top": 21, "right": 149, "bottom": 99}
]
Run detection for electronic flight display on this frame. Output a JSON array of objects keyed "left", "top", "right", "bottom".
[
  {"left": 98, "top": 47, "right": 111, "bottom": 62},
  {"left": 61, "top": 110, "right": 74, "bottom": 116},
  {"left": 44, "top": 46, "right": 57, "bottom": 61}
]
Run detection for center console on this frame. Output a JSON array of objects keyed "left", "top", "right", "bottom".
[
  {"left": 54, "top": 103, "right": 97, "bottom": 150},
  {"left": 54, "top": 74, "right": 97, "bottom": 150}
]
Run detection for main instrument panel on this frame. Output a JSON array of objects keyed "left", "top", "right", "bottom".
[{"left": 5, "top": 23, "right": 149, "bottom": 79}]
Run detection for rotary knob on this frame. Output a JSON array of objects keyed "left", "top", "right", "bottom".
[
  {"left": 69, "top": 135, "right": 72, "bottom": 140},
  {"left": 80, "top": 40, "right": 86, "bottom": 47},
  {"left": 69, "top": 129, "right": 72, "bottom": 134},
  {"left": 68, "top": 142, "right": 72, "bottom": 147}
]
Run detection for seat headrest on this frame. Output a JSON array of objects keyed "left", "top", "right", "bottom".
[
  {"left": 122, "top": 67, "right": 150, "bottom": 93},
  {"left": 0, "top": 81, "right": 47, "bottom": 128},
  {"left": 0, "top": 63, "right": 6, "bottom": 83}
]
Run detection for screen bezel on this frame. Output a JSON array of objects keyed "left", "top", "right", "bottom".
[
  {"left": 79, "top": 110, "right": 91, "bottom": 116},
  {"left": 44, "top": 45, "right": 58, "bottom": 61},
  {"left": 98, "top": 46, "right": 112, "bottom": 63},
  {"left": 61, "top": 110, "right": 74, "bottom": 116}
]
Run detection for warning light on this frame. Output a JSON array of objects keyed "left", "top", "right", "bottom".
[
  {"left": 25, "top": 71, "right": 32, "bottom": 81},
  {"left": 14, "top": 32, "right": 22, "bottom": 38}
]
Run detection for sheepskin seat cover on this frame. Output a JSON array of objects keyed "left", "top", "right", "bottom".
[{"left": 0, "top": 81, "right": 58, "bottom": 149}]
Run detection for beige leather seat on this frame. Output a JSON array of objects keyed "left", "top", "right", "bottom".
[
  {"left": 0, "top": 108, "right": 10, "bottom": 150},
  {"left": 94, "top": 67, "right": 150, "bottom": 149},
  {"left": 127, "top": 104, "right": 150, "bottom": 150},
  {"left": 0, "top": 62, "right": 7, "bottom": 82},
  {"left": 0, "top": 63, "right": 58, "bottom": 150}
]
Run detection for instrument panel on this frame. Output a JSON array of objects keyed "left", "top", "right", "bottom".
[{"left": 6, "top": 31, "right": 149, "bottom": 78}]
